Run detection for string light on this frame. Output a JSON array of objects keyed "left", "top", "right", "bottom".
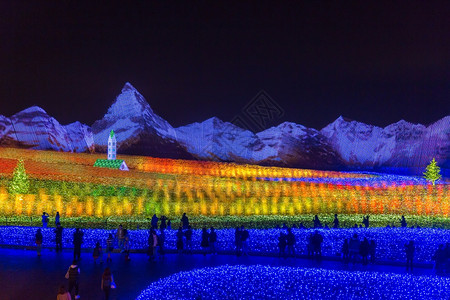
[{"left": 136, "top": 265, "right": 450, "bottom": 299}]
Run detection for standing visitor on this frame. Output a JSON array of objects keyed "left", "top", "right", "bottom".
[
  {"left": 55, "top": 222, "right": 63, "bottom": 252},
  {"left": 209, "top": 227, "right": 217, "bottom": 254},
  {"left": 241, "top": 226, "right": 249, "bottom": 256},
  {"left": 73, "top": 228, "right": 83, "bottom": 261},
  {"left": 42, "top": 212, "right": 49, "bottom": 228},
  {"left": 333, "top": 214, "right": 339, "bottom": 229},
  {"left": 151, "top": 214, "right": 158, "bottom": 229},
  {"left": 35, "top": 228, "right": 43, "bottom": 256},
  {"left": 160, "top": 215, "right": 167, "bottom": 230},
  {"left": 312, "top": 230, "right": 323, "bottom": 258},
  {"left": 360, "top": 237, "right": 370, "bottom": 265},
  {"left": 349, "top": 233, "right": 360, "bottom": 265},
  {"left": 123, "top": 229, "right": 131, "bottom": 261},
  {"left": 57, "top": 285, "right": 71, "bottom": 300},
  {"left": 400, "top": 215, "right": 407, "bottom": 228},
  {"left": 148, "top": 228, "right": 158, "bottom": 261},
  {"left": 184, "top": 226, "right": 192, "bottom": 253},
  {"left": 313, "top": 215, "right": 322, "bottom": 228},
  {"left": 115, "top": 225, "right": 124, "bottom": 252},
  {"left": 93, "top": 241, "right": 103, "bottom": 264},
  {"left": 101, "top": 267, "right": 115, "bottom": 300},
  {"left": 342, "top": 239, "right": 349, "bottom": 264},
  {"left": 181, "top": 213, "right": 189, "bottom": 229},
  {"left": 286, "top": 228, "right": 296, "bottom": 257},
  {"left": 106, "top": 233, "right": 113, "bottom": 263},
  {"left": 65, "top": 260, "right": 80, "bottom": 299},
  {"left": 200, "top": 228, "right": 209, "bottom": 255},
  {"left": 405, "top": 240, "right": 415, "bottom": 272},
  {"left": 55, "top": 211, "right": 60, "bottom": 226},
  {"left": 235, "top": 227, "right": 241, "bottom": 256},
  {"left": 362, "top": 215, "right": 370, "bottom": 228}
]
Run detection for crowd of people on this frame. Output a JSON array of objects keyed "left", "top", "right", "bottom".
[{"left": 30, "top": 212, "right": 450, "bottom": 299}]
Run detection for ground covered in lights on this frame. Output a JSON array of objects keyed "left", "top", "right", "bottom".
[
  {"left": 2, "top": 226, "right": 449, "bottom": 264},
  {"left": 136, "top": 265, "right": 450, "bottom": 300}
]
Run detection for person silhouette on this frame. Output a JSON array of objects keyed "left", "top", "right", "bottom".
[
  {"left": 181, "top": 213, "right": 189, "bottom": 229},
  {"left": 342, "top": 239, "right": 349, "bottom": 264},
  {"left": 362, "top": 215, "right": 369, "bottom": 228},
  {"left": 405, "top": 240, "right": 415, "bottom": 272},
  {"left": 286, "top": 228, "right": 295, "bottom": 257},
  {"left": 333, "top": 214, "right": 339, "bottom": 229},
  {"left": 400, "top": 216, "right": 407, "bottom": 228}
]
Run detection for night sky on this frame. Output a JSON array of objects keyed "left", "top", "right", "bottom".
[{"left": 1, "top": 1, "right": 449, "bottom": 130}]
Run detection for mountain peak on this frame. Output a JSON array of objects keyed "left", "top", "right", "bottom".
[
  {"left": 121, "top": 82, "right": 137, "bottom": 93},
  {"left": 13, "top": 106, "right": 48, "bottom": 117}
]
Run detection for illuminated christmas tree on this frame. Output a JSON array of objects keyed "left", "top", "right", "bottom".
[
  {"left": 9, "top": 159, "right": 30, "bottom": 194},
  {"left": 423, "top": 158, "right": 441, "bottom": 186}
]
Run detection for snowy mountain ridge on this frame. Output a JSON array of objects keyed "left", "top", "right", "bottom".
[{"left": 0, "top": 82, "right": 448, "bottom": 176}]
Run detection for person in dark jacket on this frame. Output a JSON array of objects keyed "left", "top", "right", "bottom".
[
  {"left": 106, "top": 233, "right": 113, "bottom": 263},
  {"left": 342, "top": 239, "right": 349, "bottom": 264},
  {"left": 235, "top": 227, "right": 241, "bottom": 256},
  {"left": 362, "top": 215, "right": 370, "bottom": 228},
  {"left": 181, "top": 213, "right": 189, "bottom": 229},
  {"left": 209, "top": 227, "right": 217, "bottom": 254},
  {"left": 286, "top": 228, "right": 296, "bottom": 257},
  {"left": 240, "top": 226, "right": 250, "bottom": 256},
  {"left": 148, "top": 228, "right": 158, "bottom": 261},
  {"left": 35, "top": 228, "right": 43, "bottom": 256},
  {"left": 93, "top": 241, "right": 103, "bottom": 264},
  {"left": 360, "top": 238, "right": 370, "bottom": 265},
  {"left": 313, "top": 215, "right": 322, "bottom": 228},
  {"left": 400, "top": 215, "right": 407, "bottom": 228},
  {"left": 405, "top": 240, "right": 415, "bottom": 272},
  {"left": 101, "top": 267, "right": 114, "bottom": 300},
  {"left": 159, "top": 215, "right": 167, "bottom": 230},
  {"left": 311, "top": 230, "right": 323, "bottom": 258},
  {"left": 151, "top": 214, "right": 158, "bottom": 229},
  {"left": 55, "top": 222, "right": 63, "bottom": 252},
  {"left": 201, "top": 228, "right": 209, "bottom": 255},
  {"left": 349, "top": 234, "right": 360, "bottom": 265},
  {"left": 66, "top": 260, "right": 80, "bottom": 299},
  {"left": 73, "top": 228, "right": 83, "bottom": 261},
  {"left": 184, "top": 225, "right": 192, "bottom": 253},
  {"left": 333, "top": 214, "right": 339, "bottom": 229}
]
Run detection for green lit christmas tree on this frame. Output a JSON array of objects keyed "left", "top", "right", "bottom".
[
  {"left": 423, "top": 158, "right": 441, "bottom": 186},
  {"left": 9, "top": 159, "right": 30, "bottom": 195}
]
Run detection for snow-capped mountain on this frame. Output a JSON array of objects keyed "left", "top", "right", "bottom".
[
  {"left": 321, "top": 116, "right": 450, "bottom": 175},
  {"left": 1, "top": 82, "right": 448, "bottom": 177},
  {"left": 175, "top": 117, "right": 266, "bottom": 162},
  {"left": 91, "top": 82, "right": 192, "bottom": 159},
  {"left": 0, "top": 106, "right": 93, "bottom": 152},
  {"left": 257, "top": 122, "right": 343, "bottom": 169}
]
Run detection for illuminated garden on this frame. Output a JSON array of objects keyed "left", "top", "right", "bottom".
[{"left": 0, "top": 148, "right": 448, "bottom": 229}]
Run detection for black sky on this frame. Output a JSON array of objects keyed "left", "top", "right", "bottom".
[{"left": 1, "top": 1, "right": 449, "bottom": 130}]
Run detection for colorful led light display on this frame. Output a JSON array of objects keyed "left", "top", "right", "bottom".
[
  {"left": 1, "top": 226, "right": 448, "bottom": 264},
  {"left": 0, "top": 148, "right": 448, "bottom": 219},
  {"left": 136, "top": 265, "right": 450, "bottom": 299}
]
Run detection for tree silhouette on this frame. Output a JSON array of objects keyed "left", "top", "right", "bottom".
[
  {"left": 9, "top": 159, "right": 30, "bottom": 195},
  {"left": 423, "top": 158, "right": 441, "bottom": 186}
]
